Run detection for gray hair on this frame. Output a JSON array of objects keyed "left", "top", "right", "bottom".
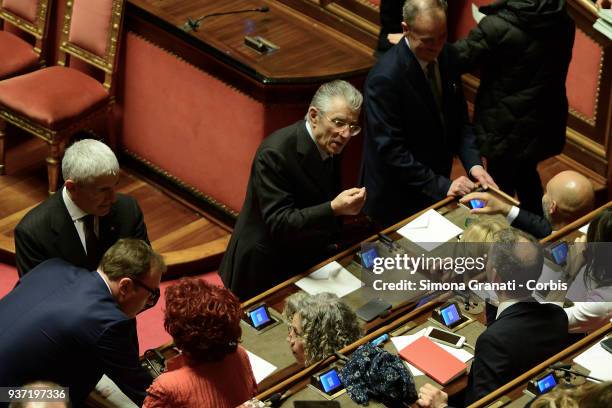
[
  {"left": 403, "top": 0, "right": 448, "bottom": 25},
  {"left": 488, "top": 228, "right": 544, "bottom": 297},
  {"left": 62, "top": 139, "right": 119, "bottom": 184},
  {"left": 283, "top": 292, "right": 362, "bottom": 365},
  {"left": 307, "top": 80, "right": 363, "bottom": 121}
]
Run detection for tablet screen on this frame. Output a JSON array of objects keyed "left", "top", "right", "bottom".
[
  {"left": 319, "top": 369, "right": 342, "bottom": 394},
  {"left": 361, "top": 247, "right": 379, "bottom": 269},
  {"left": 440, "top": 304, "right": 461, "bottom": 326},
  {"left": 249, "top": 306, "right": 271, "bottom": 328},
  {"left": 537, "top": 373, "right": 557, "bottom": 393}
]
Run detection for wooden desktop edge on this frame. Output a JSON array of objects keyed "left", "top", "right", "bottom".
[{"left": 468, "top": 321, "right": 612, "bottom": 408}]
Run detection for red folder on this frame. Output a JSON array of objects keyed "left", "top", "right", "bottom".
[{"left": 399, "top": 336, "right": 467, "bottom": 385}]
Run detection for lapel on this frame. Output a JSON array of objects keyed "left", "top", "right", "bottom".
[
  {"left": 399, "top": 41, "right": 444, "bottom": 131},
  {"left": 98, "top": 204, "right": 119, "bottom": 249},
  {"left": 296, "top": 122, "right": 335, "bottom": 198},
  {"left": 437, "top": 46, "right": 457, "bottom": 129},
  {"left": 50, "top": 191, "right": 88, "bottom": 262}
]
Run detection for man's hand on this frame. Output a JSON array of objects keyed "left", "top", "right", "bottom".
[
  {"left": 470, "top": 166, "right": 498, "bottom": 190},
  {"left": 460, "top": 192, "right": 512, "bottom": 216},
  {"left": 387, "top": 33, "right": 404, "bottom": 44},
  {"left": 447, "top": 176, "right": 475, "bottom": 197},
  {"left": 564, "top": 235, "right": 587, "bottom": 283},
  {"left": 331, "top": 187, "right": 366, "bottom": 216},
  {"left": 596, "top": 0, "right": 611, "bottom": 9},
  {"left": 417, "top": 383, "right": 448, "bottom": 408}
]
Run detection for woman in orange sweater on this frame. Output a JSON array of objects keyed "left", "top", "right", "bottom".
[{"left": 143, "top": 278, "right": 257, "bottom": 408}]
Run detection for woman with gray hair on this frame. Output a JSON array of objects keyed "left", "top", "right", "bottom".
[{"left": 284, "top": 292, "right": 362, "bottom": 366}]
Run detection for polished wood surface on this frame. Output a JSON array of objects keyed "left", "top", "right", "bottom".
[{"left": 130, "top": 0, "right": 376, "bottom": 82}]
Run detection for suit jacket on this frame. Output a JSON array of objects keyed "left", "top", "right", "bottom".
[
  {"left": 0, "top": 259, "right": 153, "bottom": 406},
  {"left": 464, "top": 301, "right": 568, "bottom": 405},
  {"left": 361, "top": 40, "right": 482, "bottom": 227},
  {"left": 15, "top": 191, "right": 149, "bottom": 276},
  {"left": 220, "top": 121, "right": 341, "bottom": 300},
  {"left": 512, "top": 208, "right": 552, "bottom": 239}
]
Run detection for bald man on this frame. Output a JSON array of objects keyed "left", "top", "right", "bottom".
[{"left": 460, "top": 170, "right": 595, "bottom": 239}]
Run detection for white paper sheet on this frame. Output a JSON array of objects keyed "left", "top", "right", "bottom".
[
  {"left": 90, "top": 374, "right": 138, "bottom": 407},
  {"left": 472, "top": 3, "right": 486, "bottom": 24},
  {"left": 573, "top": 338, "right": 612, "bottom": 381},
  {"left": 295, "top": 261, "right": 363, "bottom": 298},
  {"left": 397, "top": 209, "right": 463, "bottom": 251},
  {"left": 579, "top": 223, "right": 589, "bottom": 234},
  {"left": 390, "top": 328, "right": 474, "bottom": 377},
  {"left": 246, "top": 350, "right": 278, "bottom": 384}
]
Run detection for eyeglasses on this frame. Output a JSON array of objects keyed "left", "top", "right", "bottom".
[
  {"left": 132, "top": 278, "right": 161, "bottom": 310},
  {"left": 323, "top": 115, "right": 361, "bottom": 136}
]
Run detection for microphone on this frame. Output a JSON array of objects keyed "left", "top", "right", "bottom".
[
  {"left": 183, "top": 6, "right": 270, "bottom": 32},
  {"left": 549, "top": 362, "right": 604, "bottom": 383}
]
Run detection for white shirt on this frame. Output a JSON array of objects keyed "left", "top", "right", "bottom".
[
  {"left": 306, "top": 120, "right": 330, "bottom": 161},
  {"left": 96, "top": 270, "right": 113, "bottom": 294},
  {"left": 495, "top": 300, "right": 522, "bottom": 320},
  {"left": 62, "top": 187, "right": 98, "bottom": 254}
]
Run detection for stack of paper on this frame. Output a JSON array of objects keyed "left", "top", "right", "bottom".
[
  {"left": 594, "top": 9, "right": 612, "bottom": 40},
  {"left": 295, "top": 261, "right": 363, "bottom": 298},
  {"left": 397, "top": 209, "right": 463, "bottom": 251}
]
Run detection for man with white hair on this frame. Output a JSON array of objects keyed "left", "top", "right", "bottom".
[
  {"left": 220, "top": 80, "right": 366, "bottom": 300},
  {"left": 14, "top": 139, "right": 148, "bottom": 275}
]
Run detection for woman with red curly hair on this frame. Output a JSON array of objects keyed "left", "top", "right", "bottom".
[{"left": 143, "top": 278, "right": 257, "bottom": 407}]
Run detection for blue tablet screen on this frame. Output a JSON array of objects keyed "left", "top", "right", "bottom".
[
  {"left": 250, "top": 306, "right": 271, "bottom": 328},
  {"left": 361, "top": 247, "right": 379, "bottom": 269},
  {"left": 441, "top": 304, "right": 461, "bottom": 326},
  {"left": 537, "top": 373, "right": 557, "bottom": 393},
  {"left": 551, "top": 243, "right": 568, "bottom": 264},
  {"left": 320, "top": 369, "right": 342, "bottom": 393}
]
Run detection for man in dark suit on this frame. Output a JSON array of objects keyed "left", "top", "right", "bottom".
[
  {"left": 15, "top": 139, "right": 148, "bottom": 276},
  {"left": 220, "top": 80, "right": 367, "bottom": 300},
  {"left": 460, "top": 170, "right": 595, "bottom": 239},
  {"left": 464, "top": 228, "right": 568, "bottom": 405},
  {"left": 0, "top": 239, "right": 164, "bottom": 406},
  {"left": 361, "top": 0, "right": 496, "bottom": 228}
]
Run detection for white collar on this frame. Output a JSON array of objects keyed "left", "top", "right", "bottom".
[
  {"left": 305, "top": 120, "right": 330, "bottom": 160},
  {"left": 96, "top": 270, "right": 113, "bottom": 295},
  {"left": 62, "top": 186, "right": 88, "bottom": 221}
]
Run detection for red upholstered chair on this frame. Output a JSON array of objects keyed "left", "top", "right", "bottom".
[
  {"left": 0, "top": 0, "right": 52, "bottom": 80},
  {"left": 0, "top": 0, "right": 125, "bottom": 193}
]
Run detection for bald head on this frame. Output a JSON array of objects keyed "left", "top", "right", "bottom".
[{"left": 543, "top": 170, "right": 595, "bottom": 228}]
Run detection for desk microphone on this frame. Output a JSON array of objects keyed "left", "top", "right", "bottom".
[
  {"left": 549, "top": 362, "right": 604, "bottom": 383},
  {"left": 183, "top": 6, "right": 270, "bottom": 32}
]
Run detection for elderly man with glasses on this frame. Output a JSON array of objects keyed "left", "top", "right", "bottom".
[
  {"left": 220, "top": 80, "right": 367, "bottom": 300},
  {"left": 0, "top": 239, "right": 164, "bottom": 407}
]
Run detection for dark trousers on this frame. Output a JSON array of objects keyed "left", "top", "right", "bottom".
[{"left": 487, "top": 159, "right": 544, "bottom": 216}]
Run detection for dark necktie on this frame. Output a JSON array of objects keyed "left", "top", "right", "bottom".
[
  {"left": 427, "top": 61, "right": 443, "bottom": 110},
  {"left": 83, "top": 214, "right": 101, "bottom": 267}
]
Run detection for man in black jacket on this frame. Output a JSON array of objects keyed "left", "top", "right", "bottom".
[
  {"left": 220, "top": 80, "right": 366, "bottom": 300},
  {"left": 460, "top": 170, "right": 594, "bottom": 239},
  {"left": 453, "top": 0, "right": 575, "bottom": 216},
  {"left": 361, "top": 0, "right": 496, "bottom": 228},
  {"left": 464, "top": 228, "right": 568, "bottom": 405},
  {"left": 15, "top": 139, "right": 149, "bottom": 276}
]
